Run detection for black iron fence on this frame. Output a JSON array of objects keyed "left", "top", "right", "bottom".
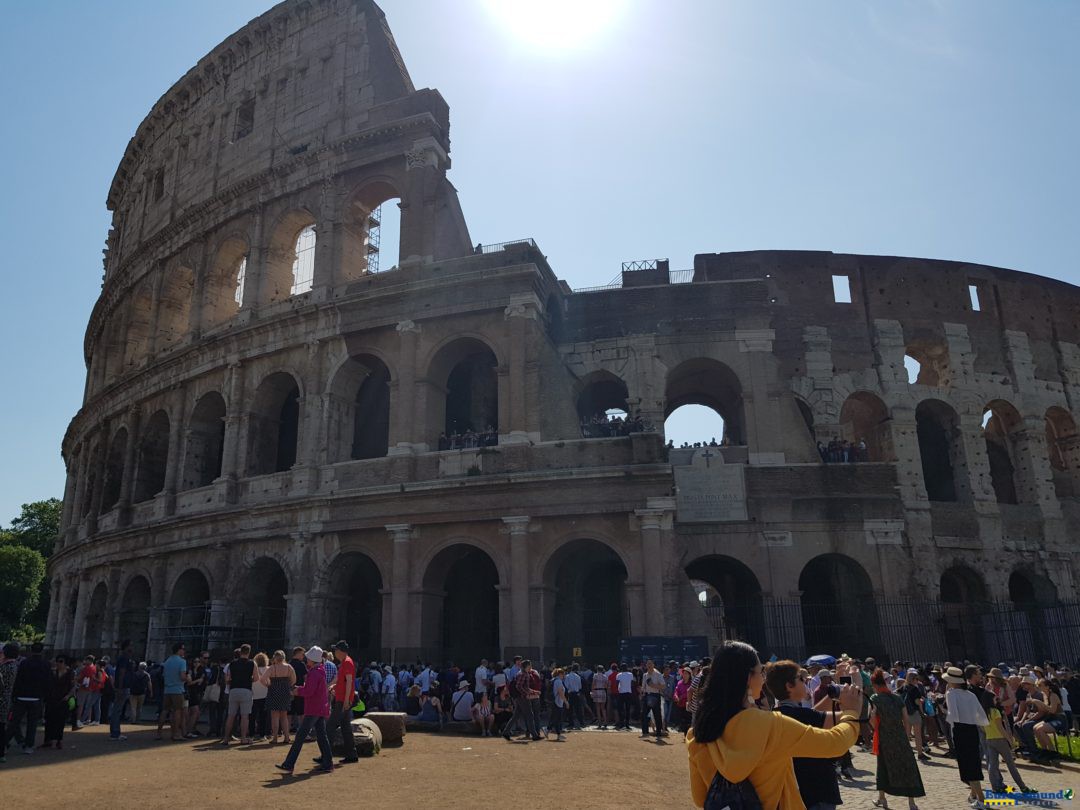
[{"left": 702, "top": 597, "right": 1080, "bottom": 666}]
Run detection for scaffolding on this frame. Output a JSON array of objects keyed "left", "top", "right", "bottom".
[
  {"left": 366, "top": 205, "right": 381, "bottom": 273},
  {"left": 148, "top": 604, "right": 286, "bottom": 657}
]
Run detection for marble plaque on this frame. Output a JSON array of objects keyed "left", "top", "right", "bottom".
[{"left": 674, "top": 448, "right": 748, "bottom": 522}]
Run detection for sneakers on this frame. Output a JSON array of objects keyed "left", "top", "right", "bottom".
[
  {"left": 275, "top": 763, "right": 293, "bottom": 773},
  {"left": 22, "top": 748, "right": 33, "bottom": 755},
  {"left": 555, "top": 734, "right": 567, "bottom": 742},
  {"left": 108, "top": 735, "right": 128, "bottom": 742}
]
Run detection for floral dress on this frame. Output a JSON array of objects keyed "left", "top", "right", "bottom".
[{"left": 870, "top": 691, "right": 926, "bottom": 798}]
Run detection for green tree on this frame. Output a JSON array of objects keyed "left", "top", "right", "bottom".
[
  {"left": 0, "top": 544, "right": 46, "bottom": 637},
  {"left": 7, "top": 498, "right": 62, "bottom": 557}
]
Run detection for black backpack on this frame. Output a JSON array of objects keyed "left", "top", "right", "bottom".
[{"left": 703, "top": 771, "right": 763, "bottom": 810}]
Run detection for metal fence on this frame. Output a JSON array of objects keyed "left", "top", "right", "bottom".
[
  {"left": 702, "top": 597, "right": 1080, "bottom": 666},
  {"left": 478, "top": 238, "right": 537, "bottom": 254}
]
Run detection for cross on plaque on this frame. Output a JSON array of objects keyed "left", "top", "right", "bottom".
[{"left": 700, "top": 448, "right": 715, "bottom": 467}]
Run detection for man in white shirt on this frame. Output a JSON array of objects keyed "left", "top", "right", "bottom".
[
  {"left": 564, "top": 664, "right": 583, "bottom": 729},
  {"left": 381, "top": 667, "right": 397, "bottom": 711},
  {"left": 450, "top": 681, "right": 474, "bottom": 722},
  {"left": 474, "top": 659, "right": 490, "bottom": 700},
  {"left": 640, "top": 660, "right": 666, "bottom": 738},
  {"left": 615, "top": 663, "right": 634, "bottom": 730},
  {"left": 417, "top": 664, "right": 433, "bottom": 695}
]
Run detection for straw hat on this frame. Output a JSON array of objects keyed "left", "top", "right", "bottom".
[
  {"left": 941, "top": 666, "right": 965, "bottom": 684},
  {"left": 987, "top": 667, "right": 1006, "bottom": 681}
]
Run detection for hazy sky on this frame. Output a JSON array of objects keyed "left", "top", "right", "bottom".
[{"left": 1, "top": 1, "right": 1078, "bottom": 524}]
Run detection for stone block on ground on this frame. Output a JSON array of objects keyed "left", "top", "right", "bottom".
[{"left": 364, "top": 711, "right": 407, "bottom": 746}]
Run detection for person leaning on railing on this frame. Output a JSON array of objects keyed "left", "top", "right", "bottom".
[{"left": 687, "top": 640, "right": 862, "bottom": 810}]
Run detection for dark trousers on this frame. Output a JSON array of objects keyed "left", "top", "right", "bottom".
[
  {"left": 252, "top": 698, "right": 268, "bottom": 738},
  {"left": 617, "top": 693, "right": 634, "bottom": 729},
  {"left": 641, "top": 693, "right": 663, "bottom": 735},
  {"left": 568, "top": 692, "right": 584, "bottom": 727},
  {"left": 550, "top": 703, "right": 565, "bottom": 734},
  {"left": 509, "top": 697, "right": 537, "bottom": 737},
  {"left": 45, "top": 700, "right": 68, "bottom": 743},
  {"left": 281, "top": 715, "right": 332, "bottom": 770},
  {"left": 6, "top": 700, "right": 43, "bottom": 749},
  {"left": 208, "top": 699, "right": 224, "bottom": 737},
  {"left": 327, "top": 700, "right": 357, "bottom": 761}
]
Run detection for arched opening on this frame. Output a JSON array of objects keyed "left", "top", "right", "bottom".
[
  {"left": 915, "top": 399, "right": 963, "bottom": 502},
  {"left": 685, "top": 556, "right": 765, "bottom": 651},
  {"left": 123, "top": 282, "right": 155, "bottom": 369},
  {"left": 665, "top": 358, "right": 743, "bottom": 446},
  {"left": 84, "top": 582, "right": 109, "bottom": 652},
  {"left": 939, "top": 565, "right": 988, "bottom": 663},
  {"left": 1009, "top": 569, "right": 1059, "bottom": 662},
  {"left": 665, "top": 404, "right": 726, "bottom": 448},
  {"left": 118, "top": 576, "right": 152, "bottom": 659},
  {"left": 80, "top": 442, "right": 102, "bottom": 519},
  {"left": 577, "top": 372, "right": 631, "bottom": 438},
  {"left": 264, "top": 210, "right": 316, "bottom": 303},
  {"left": 182, "top": 392, "right": 226, "bottom": 490},
  {"left": 421, "top": 544, "right": 500, "bottom": 665},
  {"left": 1045, "top": 407, "right": 1080, "bottom": 498},
  {"left": 133, "top": 410, "right": 170, "bottom": 503},
  {"left": 839, "top": 392, "right": 892, "bottom": 462},
  {"left": 100, "top": 427, "right": 128, "bottom": 511},
  {"left": 799, "top": 554, "right": 882, "bottom": 658},
  {"left": 156, "top": 263, "right": 194, "bottom": 352},
  {"left": 327, "top": 553, "right": 383, "bottom": 662},
  {"left": 167, "top": 569, "right": 211, "bottom": 648},
  {"left": 326, "top": 355, "right": 391, "bottom": 463},
  {"left": 341, "top": 181, "right": 402, "bottom": 278},
  {"left": 905, "top": 338, "right": 950, "bottom": 387},
  {"left": 546, "top": 539, "right": 628, "bottom": 664},
  {"left": 428, "top": 338, "right": 499, "bottom": 448},
  {"left": 1009, "top": 569, "right": 1057, "bottom": 609},
  {"left": 983, "top": 400, "right": 1021, "bottom": 505},
  {"left": 246, "top": 373, "right": 301, "bottom": 476},
  {"left": 795, "top": 398, "right": 816, "bottom": 443},
  {"left": 202, "top": 236, "right": 248, "bottom": 329},
  {"left": 237, "top": 558, "right": 288, "bottom": 653}
]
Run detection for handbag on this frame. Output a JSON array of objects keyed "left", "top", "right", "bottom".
[
  {"left": 205, "top": 684, "right": 221, "bottom": 703},
  {"left": 704, "top": 770, "right": 763, "bottom": 810}
]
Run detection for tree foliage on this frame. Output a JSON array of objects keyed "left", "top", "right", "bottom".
[
  {"left": 0, "top": 544, "right": 46, "bottom": 637},
  {"left": 6, "top": 498, "right": 61, "bottom": 557},
  {"left": 2, "top": 498, "right": 61, "bottom": 634}
]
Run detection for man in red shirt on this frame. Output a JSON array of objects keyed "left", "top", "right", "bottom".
[
  {"left": 74, "top": 656, "right": 98, "bottom": 729},
  {"left": 327, "top": 641, "right": 357, "bottom": 764}
]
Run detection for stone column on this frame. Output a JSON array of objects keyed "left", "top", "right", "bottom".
[
  {"left": 312, "top": 175, "right": 342, "bottom": 297},
  {"left": 399, "top": 139, "right": 448, "bottom": 264},
  {"left": 219, "top": 361, "right": 245, "bottom": 502},
  {"left": 386, "top": 524, "right": 413, "bottom": 656},
  {"left": 73, "top": 445, "right": 91, "bottom": 528},
  {"left": 45, "top": 577, "right": 63, "bottom": 648},
  {"left": 389, "top": 321, "right": 422, "bottom": 453},
  {"left": 240, "top": 207, "right": 265, "bottom": 312},
  {"left": 502, "top": 297, "right": 541, "bottom": 444},
  {"left": 58, "top": 461, "right": 77, "bottom": 549},
  {"left": 106, "top": 566, "right": 124, "bottom": 650},
  {"left": 1012, "top": 416, "right": 1061, "bottom": 517},
  {"left": 87, "top": 426, "right": 112, "bottom": 535},
  {"left": 117, "top": 408, "right": 141, "bottom": 527},
  {"left": 69, "top": 573, "right": 94, "bottom": 651},
  {"left": 60, "top": 574, "right": 80, "bottom": 651},
  {"left": 635, "top": 509, "right": 667, "bottom": 636},
  {"left": 957, "top": 414, "right": 994, "bottom": 504},
  {"left": 297, "top": 339, "right": 327, "bottom": 476},
  {"left": 146, "top": 560, "right": 170, "bottom": 661},
  {"left": 502, "top": 516, "right": 532, "bottom": 647},
  {"left": 625, "top": 582, "right": 645, "bottom": 638}
]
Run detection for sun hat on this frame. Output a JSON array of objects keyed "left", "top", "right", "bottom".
[
  {"left": 457, "top": 680, "right": 470, "bottom": 690},
  {"left": 305, "top": 645, "right": 324, "bottom": 662},
  {"left": 941, "top": 666, "right": 965, "bottom": 684},
  {"left": 987, "top": 667, "right": 1006, "bottom": 681}
]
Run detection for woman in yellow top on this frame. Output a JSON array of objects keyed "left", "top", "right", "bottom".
[{"left": 687, "top": 641, "right": 863, "bottom": 809}]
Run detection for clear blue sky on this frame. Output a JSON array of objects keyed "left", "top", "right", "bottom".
[{"left": 1, "top": 1, "right": 1078, "bottom": 524}]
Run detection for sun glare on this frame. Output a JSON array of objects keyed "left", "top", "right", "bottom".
[{"left": 482, "top": 0, "right": 626, "bottom": 54}]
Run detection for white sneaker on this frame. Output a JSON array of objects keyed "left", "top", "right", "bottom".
[
  {"left": 22, "top": 748, "right": 33, "bottom": 755},
  {"left": 108, "top": 735, "right": 128, "bottom": 742},
  {"left": 556, "top": 734, "right": 566, "bottom": 741}
]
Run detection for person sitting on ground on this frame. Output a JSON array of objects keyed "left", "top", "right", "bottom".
[
  {"left": 417, "top": 684, "right": 444, "bottom": 728},
  {"left": 404, "top": 683, "right": 423, "bottom": 718},
  {"left": 450, "top": 680, "right": 474, "bottom": 723},
  {"left": 473, "top": 691, "right": 496, "bottom": 736},
  {"left": 686, "top": 640, "right": 862, "bottom": 810}
]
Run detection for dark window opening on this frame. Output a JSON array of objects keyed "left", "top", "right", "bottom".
[
  {"left": 352, "top": 366, "right": 391, "bottom": 460},
  {"left": 152, "top": 168, "right": 165, "bottom": 202},
  {"left": 234, "top": 98, "right": 255, "bottom": 141},
  {"left": 275, "top": 386, "right": 300, "bottom": 472}
]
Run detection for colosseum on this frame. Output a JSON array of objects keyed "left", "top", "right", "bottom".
[{"left": 49, "top": 0, "right": 1080, "bottom": 668}]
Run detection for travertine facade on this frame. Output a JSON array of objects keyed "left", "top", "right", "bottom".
[{"left": 50, "top": 0, "right": 1080, "bottom": 666}]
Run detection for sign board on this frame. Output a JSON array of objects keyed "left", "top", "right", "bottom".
[
  {"left": 674, "top": 448, "right": 748, "bottom": 522},
  {"left": 572, "top": 647, "right": 582, "bottom": 658},
  {"left": 617, "top": 636, "right": 709, "bottom": 664}
]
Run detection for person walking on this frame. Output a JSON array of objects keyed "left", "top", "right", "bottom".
[
  {"left": 687, "top": 641, "right": 862, "bottom": 810},
  {"left": 591, "top": 661, "right": 609, "bottom": 728},
  {"left": 943, "top": 665, "right": 989, "bottom": 808},
  {"left": 108, "top": 640, "right": 134, "bottom": 741},
  {"left": 275, "top": 646, "right": 333, "bottom": 774},
  {"left": 4, "top": 642, "right": 51, "bottom": 754},
  {"left": 262, "top": 650, "right": 295, "bottom": 745},
  {"left": 869, "top": 667, "right": 925, "bottom": 809},
  {"left": 157, "top": 642, "right": 189, "bottom": 741},
  {"left": 615, "top": 663, "right": 634, "bottom": 731},
  {"left": 41, "top": 655, "right": 75, "bottom": 749},
  {"left": 326, "top": 641, "right": 358, "bottom": 765},
  {"left": 129, "top": 662, "right": 152, "bottom": 722},
  {"left": 984, "top": 693, "right": 1032, "bottom": 795},
  {"left": 549, "top": 668, "right": 568, "bottom": 741},
  {"left": 0, "top": 642, "right": 19, "bottom": 762},
  {"left": 641, "top": 659, "right": 666, "bottom": 739}
]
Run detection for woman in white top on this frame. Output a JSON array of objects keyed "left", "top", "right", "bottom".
[{"left": 942, "top": 667, "right": 988, "bottom": 807}]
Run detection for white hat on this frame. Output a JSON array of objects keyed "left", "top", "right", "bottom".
[
  {"left": 305, "top": 645, "right": 324, "bottom": 662},
  {"left": 942, "top": 666, "right": 965, "bottom": 684},
  {"left": 457, "top": 680, "right": 470, "bottom": 690}
]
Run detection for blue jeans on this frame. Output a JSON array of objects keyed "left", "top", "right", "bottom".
[
  {"left": 281, "top": 715, "right": 332, "bottom": 770},
  {"left": 110, "top": 689, "right": 130, "bottom": 737}
]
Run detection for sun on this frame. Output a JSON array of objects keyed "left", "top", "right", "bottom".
[{"left": 481, "top": 0, "right": 627, "bottom": 54}]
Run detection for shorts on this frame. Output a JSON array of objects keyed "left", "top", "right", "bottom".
[
  {"left": 164, "top": 693, "right": 185, "bottom": 712},
  {"left": 591, "top": 690, "right": 607, "bottom": 704},
  {"left": 227, "top": 688, "right": 253, "bottom": 717}
]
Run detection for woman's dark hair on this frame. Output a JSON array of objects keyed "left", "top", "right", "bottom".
[
  {"left": 692, "top": 641, "right": 760, "bottom": 744},
  {"left": 764, "top": 660, "right": 800, "bottom": 702},
  {"left": 870, "top": 667, "right": 887, "bottom": 688}
]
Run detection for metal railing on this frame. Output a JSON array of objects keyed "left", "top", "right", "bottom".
[
  {"left": 478, "top": 238, "right": 537, "bottom": 254},
  {"left": 621, "top": 259, "right": 663, "bottom": 272}
]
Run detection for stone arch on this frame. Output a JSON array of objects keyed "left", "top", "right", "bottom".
[
  {"left": 118, "top": 575, "right": 152, "bottom": 658},
  {"left": 202, "top": 235, "right": 248, "bottom": 329},
  {"left": 341, "top": 178, "right": 404, "bottom": 279},
  {"left": 133, "top": 409, "right": 170, "bottom": 503},
  {"left": 576, "top": 370, "right": 630, "bottom": 422},
  {"left": 542, "top": 537, "right": 629, "bottom": 664},
  {"left": 839, "top": 391, "right": 893, "bottom": 461},
  {"left": 795, "top": 396, "right": 816, "bottom": 444},
  {"left": 685, "top": 555, "right": 765, "bottom": 651},
  {"left": 166, "top": 567, "right": 211, "bottom": 645},
  {"left": 235, "top": 556, "right": 289, "bottom": 652},
  {"left": 326, "top": 353, "right": 391, "bottom": 462},
  {"left": 123, "top": 280, "right": 155, "bottom": 369},
  {"left": 1045, "top": 406, "right": 1080, "bottom": 498},
  {"left": 84, "top": 581, "right": 109, "bottom": 652},
  {"left": 940, "top": 564, "right": 989, "bottom": 663},
  {"left": 665, "top": 358, "right": 744, "bottom": 445},
  {"left": 915, "top": 398, "right": 965, "bottom": 502},
  {"left": 905, "top": 334, "right": 951, "bottom": 387},
  {"left": 799, "top": 554, "right": 882, "bottom": 659},
  {"left": 1009, "top": 567, "right": 1057, "bottom": 608},
  {"left": 420, "top": 543, "right": 501, "bottom": 665},
  {"left": 156, "top": 262, "right": 195, "bottom": 352},
  {"left": 101, "top": 427, "right": 128, "bottom": 511},
  {"left": 263, "top": 209, "right": 316, "bottom": 303},
  {"left": 983, "top": 399, "right": 1022, "bottom": 505},
  {"left": 80, "top": 439, "right": 104, "bottom": 518},
  {"left": 246, "top": 371, "right": 302, "bottom": 476},
  {"left": 426, "top": 336, "right": 500, "bottom": 444},
  {"left": 182, "top": 392, "right": 226, "bottom": 489},
  {"left": 169, "top": 568, "right": 211, "bottom": 607},
  {"left": 324, "top": 551, "right": 383, "bottom": 662}
]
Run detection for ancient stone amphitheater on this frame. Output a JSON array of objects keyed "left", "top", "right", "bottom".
[{"left": 50, "top": 0, "right": 1080, "bottom": 667}]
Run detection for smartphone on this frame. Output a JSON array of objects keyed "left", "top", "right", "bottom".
[{"left": 839, "top": 675, "right": 852, "bottom": 685}]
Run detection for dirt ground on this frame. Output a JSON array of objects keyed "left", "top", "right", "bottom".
[{"left": 4, "top": 722, "right": 1080, "bottom": 809}]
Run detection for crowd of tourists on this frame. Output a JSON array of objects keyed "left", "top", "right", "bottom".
[
  {"left": 687, "top": 643, "right": 1078, "bottom": 810},
  {"left": 817, "top": 438, "right": 869, "bottom": 463},
  {"left": 579, "top": 411, "right": 653, "bottom": 439},
  {"left": 437, "top": 426, "right": 499, "bottom": 450}
]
